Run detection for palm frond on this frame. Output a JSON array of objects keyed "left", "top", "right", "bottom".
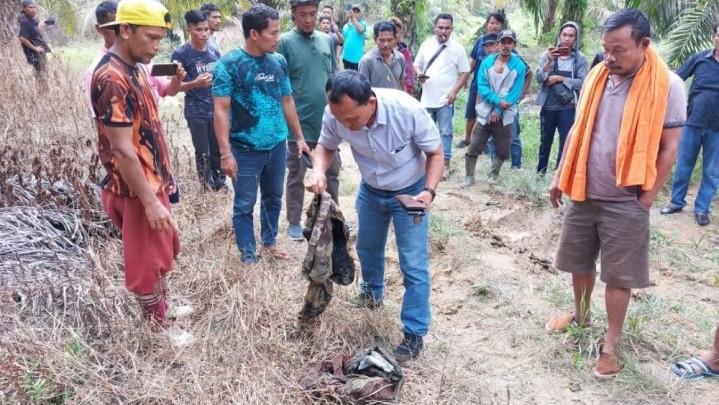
[
  {"left": 587, "top": 0, "right": 621, "bottom": 25},
  {"left": 157, "top": 0, "right": 239, "bottom": 29},
  {"left": 41, "top": 0, "right": 79, "bottom": 35},
  {"left": 519, "top": 0, "right": 544, "bottom": 34},
  {"left": 662, "top": 1, "right": 719, "bottom": 67}
]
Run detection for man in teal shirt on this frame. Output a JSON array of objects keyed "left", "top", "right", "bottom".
[
  {"left": 277, "top": 0, "right": 341, "bottom": 240},
  {"left": 213, "top": 4, "right": 309, "bottom": 263},
  {"left": 341, "top": 4, "right": 366, "bottom": 70}
]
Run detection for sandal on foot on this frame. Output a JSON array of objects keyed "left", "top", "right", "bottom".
[
  {"left": 593, "top": 343, "right": 621, "bottom": 379},
  {"left": 163, "top": 324, "right": 195, "bottom": 348},
  {"left": 544, "top": 311, "right": 591, "bottom": 332},
  {"left": 672, "top": 357, "right": 719, "bottom": 380},
  {"left": 261, "top": 246, "right": 292, "bottom": 261},
  {"left": 167, "top": 304, "right": 194, "bottom": 320}
]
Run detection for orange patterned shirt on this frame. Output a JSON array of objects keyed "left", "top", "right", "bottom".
[{"left": 91, "top": 52, "right": 173, "bottom": 197}]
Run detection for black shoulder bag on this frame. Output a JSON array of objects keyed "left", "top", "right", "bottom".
[{"left": 550, "top": 59, "right": 575, "bottom": 105}]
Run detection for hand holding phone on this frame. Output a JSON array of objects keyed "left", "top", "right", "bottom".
[
  {"left": 150, "top": 63, "right": 178, "bottom": 77},
  {"left": 558, "top": 47, "right": 571, "bottom": 57},
  {"left": 301, "top": 151, "right": 313, "bottom": 168},
  {"left": 395, "top": 194, "right": 427, "bottom": 213}
]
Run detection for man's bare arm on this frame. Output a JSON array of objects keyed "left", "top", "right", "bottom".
[
  {"left": 213, "top": 96, "right": 237, "bottom": 181},
  {"left": 282, "top": 96, "right": 310, "bottom": 155},
  {"left": 638, "top": 126, "right": 682, "bottom": 208},
  {"left": 305, "top": 144, "right": 337, "bottom": 195},
  {"left": 548, "top": 125, "right": 575, "bottom": 208},
  {"left": 413, "top": 145, "right": 444, "bottom": 209},
  {"left": 19, "top": 37, "right": 42, "bottom": 53},
  {"left": 104, "top": 125, "right": 177, "bottom": 232},
  {"left": 447, "top": 71, "right": 471, "bottom": 105}
]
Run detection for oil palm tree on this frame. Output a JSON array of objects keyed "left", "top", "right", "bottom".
[
  {"left": 519, "top": 0, "right": 587, "bottom": 34},
  {"left": 661, "top": 0, "right": 719, "bottom": 67},
  {"left": 390, "top": 0, "right": 430, "bottom": 51},
  {"left": 589, "top": 0, "right": 718, "bottom": 66},
  {"left": 0, "top": 1, "right": 18, "bottom": 45}
]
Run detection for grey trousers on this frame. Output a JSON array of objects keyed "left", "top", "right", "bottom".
[
  {"left": 467, "top": 120, "right": 512, "bottom": 160},
  {"left": 286, "top": 141, "right": 341, "bottom": 225}
]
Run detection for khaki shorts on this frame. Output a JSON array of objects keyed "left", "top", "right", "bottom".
[{"left": 554, "top": 199, "right": 650, "bottom": 289}]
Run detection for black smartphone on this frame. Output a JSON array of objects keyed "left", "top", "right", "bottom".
[
  {"left": 150, "top": 63, "right": 178, "bottom": 76},
  {"left": 345, "top": 4, "right": 352, "bottom": 11},
  {"left": 301, "top": 151, "right": 313, "bottom": 168},
  {"left": 44, "top": 18, "right": 56, "bottom": 26},
  {"left": 417, "top": 74, "right": 429, "bottom": 79},
  {"left": 395, "top": 194, "right": 427, "bottom": 213}
]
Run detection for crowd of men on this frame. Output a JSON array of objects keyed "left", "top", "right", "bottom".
[{"left": 17, "top": 0, "right": 719, "bottom": 380}]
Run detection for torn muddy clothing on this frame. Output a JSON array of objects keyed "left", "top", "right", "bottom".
[{"left": 299, "top": 192, "right": 355, "bottom": 320}]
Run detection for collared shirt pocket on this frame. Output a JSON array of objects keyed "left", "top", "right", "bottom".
[
  {"left": 321, "top": 51, "right": 333, "bottom": 75},
  {"left": 389, "top": 143, "right": 414, "bottom": 168}
]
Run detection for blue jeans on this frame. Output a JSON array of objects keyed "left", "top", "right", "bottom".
[
  {"left": 231, "top": 141, "right": 287, "bottom": 264},
  {"left": 484, "top": 115, "right": 522, "bottom": 168},
  {"left": 355, "top": 178, "right": 431, "bottom": 337},
  {"left": 669, "top": 125, "right": 719, "bottom": 214},
  {"left": 537, "top": 107, "right": 575, "bottom": 174},
  {"left": 426, "top": 104, "right": 454, "bottom": 160}
]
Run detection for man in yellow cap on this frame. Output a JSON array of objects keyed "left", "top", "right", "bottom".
[{"left": 89, "top": 0, "right": 193, "bottom": 347}]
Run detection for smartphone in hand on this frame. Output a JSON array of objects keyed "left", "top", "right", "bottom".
[
  {"left": 557, "top": 47, "right": 571, "bottom": 57},
  {"left": 301, "top": 151, "right": 313, "bottom": 169},
  {"left": 395, "top": 194, "right": 427, "bottom": 213},
  {"left": 150, "top": 63, "right": 178, "bottom": 76}
]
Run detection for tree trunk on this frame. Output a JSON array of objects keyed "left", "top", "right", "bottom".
[
  {"left": 541, "top": 0, "right": 559, "bottom": 34},
  {"left": 390, "top": 0, "right": 427, "bottom": 53},
  {"left": 0, "top": 1, "right": 19, "bottom": 46}
]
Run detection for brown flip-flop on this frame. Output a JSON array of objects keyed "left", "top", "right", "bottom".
[{"left": 261, "top": 246, "right": 292, "bottom": 261}]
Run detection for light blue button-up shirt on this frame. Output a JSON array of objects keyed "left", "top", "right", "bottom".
[{"left": 319, "top": 88, "right": 441, "bottom": 191}]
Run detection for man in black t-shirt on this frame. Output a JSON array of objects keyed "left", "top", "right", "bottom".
[
  {"left": 18, "top": 0, "right": 50, "bottom": 76},
  {"left": 172, "top": 10, "right": 225, "bottom": 191}
]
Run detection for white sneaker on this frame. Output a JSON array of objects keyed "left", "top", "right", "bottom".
[
  {"left": 167, "top": 304, "right": 194, "bottom": 320},
  {"left": 164, "top": 325, "right": 195, "bottom": 347}
]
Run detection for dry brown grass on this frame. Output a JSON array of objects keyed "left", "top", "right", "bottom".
[{"left": 2, "top": 42, "right": 719, "bottom": 405}]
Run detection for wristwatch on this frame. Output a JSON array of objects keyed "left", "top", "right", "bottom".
[{"left": 422, "top": 187, "right": 436, "bottom": 201}]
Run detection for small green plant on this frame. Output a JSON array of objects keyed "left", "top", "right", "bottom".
[
  {"left": 65, "top": 334, "right": 89, "bottom": 358},
  {"left": 22, "top": 360, "right": 50, "bottom": 403},
  {"left": 497, "top": 170, "right": 552, "bottom": 208},
  {"left": 570, "top": 351, "right": 588, "bottom": 370},
  {"left": 429, "top": 213, "right": 464, "bottom": 248},
  {"left": 472, "top": 283, "right": 489, "bottom": 296},
  {"left": 626, "top": 313, "right": 648, "bottom": 336}
]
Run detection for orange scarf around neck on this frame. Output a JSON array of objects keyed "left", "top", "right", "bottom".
[{"left": 558, "top": 45, "right": 670, "bottom": 201}]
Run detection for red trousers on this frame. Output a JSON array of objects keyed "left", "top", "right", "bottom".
[{"left": 102, "top": 189, "right": 180, "bottom": 325}]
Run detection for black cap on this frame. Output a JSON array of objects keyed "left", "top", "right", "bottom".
[
  {"left": 497, "top": 29, "right": 516, "bottom": 42},
  {"left": 482, "top": 33, "right": 498, "bottom": 44}
]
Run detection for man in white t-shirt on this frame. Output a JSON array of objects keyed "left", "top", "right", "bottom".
[{"left": 414, "top": 13, "right": 470, "bottom": 180}]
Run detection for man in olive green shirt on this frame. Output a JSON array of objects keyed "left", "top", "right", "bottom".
[{"left": 278, "top": 0, "right": 341, "bottom": 240}]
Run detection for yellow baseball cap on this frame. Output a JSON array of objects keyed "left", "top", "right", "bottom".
[{"left": 100, "top": 0, "right": 171, "bottom": 29}]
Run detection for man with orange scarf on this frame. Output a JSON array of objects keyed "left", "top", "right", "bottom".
[{"left": 544, "top": 9, "right": 687, "bottom": 378}]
